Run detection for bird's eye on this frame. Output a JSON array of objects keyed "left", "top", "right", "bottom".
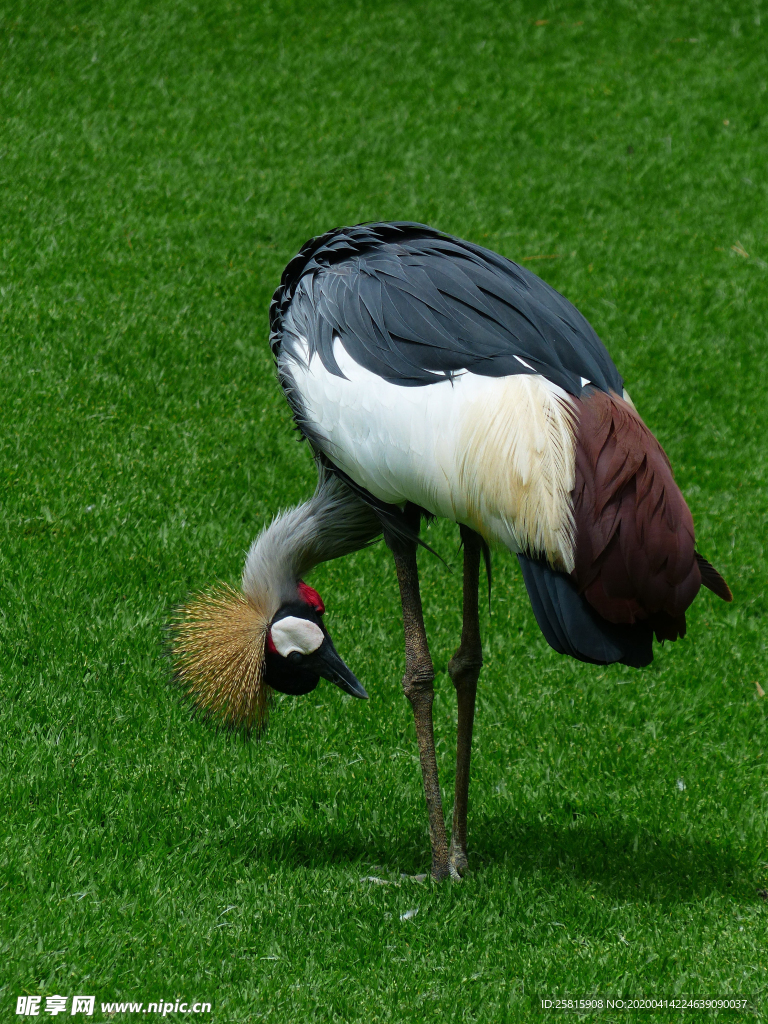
[{"left": 287, "top": 651, "right": 303, "bottom": 665}]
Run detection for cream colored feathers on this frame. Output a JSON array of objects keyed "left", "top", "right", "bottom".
[
  {"left": 287, "top": 339, "right": 579, "bottom": 571},
  {"left": 456, "top": 375, "right": 578, "bottom": 571}
]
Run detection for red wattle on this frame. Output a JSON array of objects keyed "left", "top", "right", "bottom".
[{"left": 297, "top": 580, "right": 325, "bottom": 614}]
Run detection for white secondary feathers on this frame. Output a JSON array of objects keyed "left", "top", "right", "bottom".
[
  {"left": 283, "top": 339, "right": 578, "bottom": 570},
  {"left": 270, "top": 616, "right": 324, "bottom": 657}
]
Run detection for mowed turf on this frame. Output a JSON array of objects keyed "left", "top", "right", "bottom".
[{"left": 2, "top": 0, "right": 767, "bottom": 1020}]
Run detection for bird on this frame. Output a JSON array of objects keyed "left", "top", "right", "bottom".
[{"left": 170, "top": 221, "right": 732, "bottom": 882}]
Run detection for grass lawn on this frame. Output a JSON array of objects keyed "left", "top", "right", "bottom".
[{"left": 2, "top": 0, "right": 767, "bottom": 1020}]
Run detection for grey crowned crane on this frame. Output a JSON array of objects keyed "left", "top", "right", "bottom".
[{"left": 171, "top": 222, "right": 732, "bottom": 882}]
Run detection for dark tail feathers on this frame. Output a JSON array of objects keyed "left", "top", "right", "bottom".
[
  {"left": 518, "top": 554, "right": 653, "bottom": 668},
  {"left": 695, "top": 552, "right": 733, "bottom": 603}
]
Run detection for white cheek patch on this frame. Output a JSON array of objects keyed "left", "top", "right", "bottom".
[{"left": 270, "top": 616, "right": 324, "bottom": 658}]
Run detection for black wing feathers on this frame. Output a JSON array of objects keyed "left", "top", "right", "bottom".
[
  {"left": 518, "top": 555, "right": 654, "bottom": 668},
  {"left": 270, "top": 222, "right": 623, "bottom": 397}
]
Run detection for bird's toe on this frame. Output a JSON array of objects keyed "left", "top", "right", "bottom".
[{"left": 449, "top": 844, "right": 469, "bottom": 879}]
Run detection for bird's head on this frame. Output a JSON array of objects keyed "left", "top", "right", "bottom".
[
  {"left": 265, "top": 581, "right": 367, "bottom": 700},
  {"left": 169, "top": 579, "right": 365, "bottom": 737},
  {"left": 170, "top": 468, "right": 381, "bottom": 735}
]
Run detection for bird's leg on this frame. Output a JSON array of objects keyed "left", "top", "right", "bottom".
[
  {"left": 392, "top": 542, "right": 450, "bottom": 882},
  {"left": 447, "top": 526, "right": 484, "bottom": 878}
]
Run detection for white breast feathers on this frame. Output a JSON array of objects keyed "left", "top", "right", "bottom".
[{"left": 283, "top": 336, "right": 578, "bottom": 572}]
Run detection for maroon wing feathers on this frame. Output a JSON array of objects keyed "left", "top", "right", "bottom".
[{"left": 571, "top": 391, "right": 702, "bottom": 642}]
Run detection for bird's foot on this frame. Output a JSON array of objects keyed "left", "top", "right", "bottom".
[
  {"left": 448, "top": 841, "right": 469, "bottom": 880},
  {"left": 430, "top": 858, "right": 450, "bottom": 883}
]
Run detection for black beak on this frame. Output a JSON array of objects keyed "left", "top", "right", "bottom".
[{"left": 316, "top": 639, "right": 368, "bottom": 700}]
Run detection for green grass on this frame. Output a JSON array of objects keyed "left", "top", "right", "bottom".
[{"left": 2, "top": 0, "right": 767, "bottom": 1020}]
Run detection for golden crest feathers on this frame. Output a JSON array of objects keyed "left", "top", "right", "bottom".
[{"left": 169, "top": 584, "right": 270, "bottom": 736}]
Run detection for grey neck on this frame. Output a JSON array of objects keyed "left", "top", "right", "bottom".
[{"left": 242, "top": 462, "right": 382, "bottom": 612}]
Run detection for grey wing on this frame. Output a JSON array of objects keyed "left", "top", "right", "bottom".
[{"left": 270, "top": 222, "right": 624, "bottom": 398}]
